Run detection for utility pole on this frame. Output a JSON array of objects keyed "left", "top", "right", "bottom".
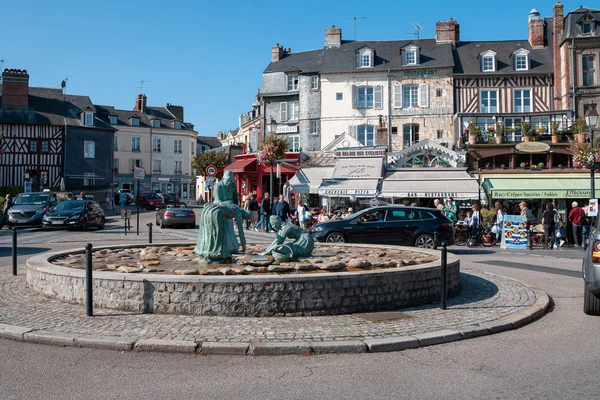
[{"left": 345, "top": 17, "right": 366, "bottom": 41}]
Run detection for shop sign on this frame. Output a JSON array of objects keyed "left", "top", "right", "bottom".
[
  {"left": 134, "top": 167, "right": 146, "bottom": 180},
  {"left": 275, "top": 125, "right": 298, "bottom": 133},
  {"left": 170, "top": 178, "right": 181, "bottom": 183},
  {"left": 319, "top": 189, "right": 377, "bottom": 195},
  {"left": 403, "top": 70, "right": 438, "bottom": 77},
  {"left": 500, "top": 215, "right": 528, "bottom": 250},
  {"left": 589, "top": 199, "right": 598, "bottom": 216},
  {"left": 335, "top": 149, "right": 386, "bottom": 158},
  {"left": 494, "top": 189, "right": 592, "bottom": 199},
  {"left": 515, "top": 142, "right": 550, "bottom": 153},
  {"left": 392, "top": 192, "right": 460, "bottom": 198}
]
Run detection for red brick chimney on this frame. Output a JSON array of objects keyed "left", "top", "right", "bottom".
[
  {"left": 1, "top": 69, "right": 29, "bottom": 107},
  {"left": 134, "top": 94, "right": 147, "bottom": 112},
  {"left": 377, "top": 115, "right": 388, "bottom": 150},
  {"left": 528, "top": 9, "right": 545, "bottom": 48},
  {"left": 553, "top": 2, "right": 565, "bottom": 110},
  {"left": 325, "top": 25, "right": 342, "bottom": 48},
  {"left": 435, "top": 18, "right": 460, "bottom": 45}
]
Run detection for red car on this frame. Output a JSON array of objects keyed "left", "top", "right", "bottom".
[{"left": 137, "top": 193, "right": 164, "bottom": 210}]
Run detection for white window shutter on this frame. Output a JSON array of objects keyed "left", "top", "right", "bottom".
[
  {"left": 393, "top": 85, "right": 402, "bottom": 108},
  {"left": 356, "top": 52, "right": 360, "bottom": 67},
  {"left": 374, "top": 86, "right": 383, "bottom": 109},
  {"left": 352, "top": 85, "right": 358, "bottom": 109},
  {"left": 419, "top": 83, "right": 429, "bottom": 108},
  {"left": 280, "top": 102, "right": 287, "bottom": 122},
  {"left": 293, "top": 102, "right": 299, "bottom": 119},
  {"left": 348, "top": 125, "right": 357, "bottom": 139}
]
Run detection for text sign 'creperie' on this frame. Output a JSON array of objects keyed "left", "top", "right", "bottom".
[{"left": 493, "top": 189, "right": 592, "bottom": 199}]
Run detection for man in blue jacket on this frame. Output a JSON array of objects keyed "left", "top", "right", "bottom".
[
  {"left": 255, "top": 193, "right": 272, "bottom": 232},
  {"left": 273, "top": 194, "right": 292, "bottom": 222}
]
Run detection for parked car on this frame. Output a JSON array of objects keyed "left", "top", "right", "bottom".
[
  {"left": 42, "top": 200, "right": 105, "bottom": 231},
  {"left": 583, "top": 218, "right": 600, "bottom": 315},
  {"left": 309, "top": 206, "right": 454, "bottom": 248},
  {"left": 114, "top": 189, "right": 134, "bottom": 205},
  {"left": 137, "top": 193, "right": 164, "bottom": 210},
  {"left": 155, "top": 203, "right": 196, "bottom": 228},
  {"left": 161, "top": 193, "right": 179, "bottom": 205},
  {"left": 7, "top": 192, "right": 58, "bottom": 228}
]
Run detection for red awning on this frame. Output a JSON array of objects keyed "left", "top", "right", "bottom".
[{"left": 225, "top": 159, "right": 257, "bottom": 173}]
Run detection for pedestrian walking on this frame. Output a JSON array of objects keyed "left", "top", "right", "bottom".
[
  {"left": 433, "top": 198, "right": 444, "bottom": 211},
  {"left": 443, "top": 197, "right": 458, "bottom": 223},
  {"left": 0, "top": 194, "right": 13, "bottom": 229},
  {"left": 295, "top": 201, "right": 308, "bottom": 230},
  {"left": 541, "top": 202, "right": 556, "bottom": 249},
  {"left": 568, "top": 201, "right": 585, "bottom": 247},
  {"left": 494, "top": 201, "right": 505, "bottom": 243},
  {"left": 519, "top": 201, "right": 536, "bottom": 226},
  {"left": 469, "top": 204, "right": 480, "bottom": 238},
  {"left": 273, "top": 194, "right": 292, "bottom": 224},
  {"left": 256, "top": 193, "right": 272, "bottom": 232},
  {"left": 119, "top": 191, "right": 127, "bottom": 210},
  {"left": 247, "top": 194, "right": 259, "bottom": 229}
]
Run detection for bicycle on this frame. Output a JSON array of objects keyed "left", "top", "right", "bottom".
[{"left": 455, "top": 222, "right": 497, "bottom": 247}]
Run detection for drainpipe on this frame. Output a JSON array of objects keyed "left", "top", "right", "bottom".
[
  {"left": 571, "top": 38, "right": 577, "bottom": 118},
  {"left": 387, "top": 69, "right": 392, "bottom": 151},
  {"left": 547, "top": 73, "right": 552, "bottom": 111}
]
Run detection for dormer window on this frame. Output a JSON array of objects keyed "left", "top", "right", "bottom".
[
  {"left": 287, "top": 74, "right": 299, "bottom": 91},
  {"left": 582, "top": 22, "right": 593, "bottom": 35},
  {"left": 131, "top": 117, "right": 140, "bottom": 126},
  {"left": 356, "top": 47, "right": 374, "bottom": 68},
  {"left": 151, "top": 119, "right": 160, "bottom": 128},
  {"left": 512, "top": 48, "right": 530, "bottom": 71},
  {"left": 109, "top": 115, "right": 118, "bottom": 125},
  {"left": 174, "top": 121, "right": 182, "bottom": 130},
  {"left": 401, "top": 44, "right": 420, "bottom": 66},
  {"left": 84, "top": 112, "right": 94, "bottom": 126},
  {"left": 480, "top": 50, "right": 497, "bottom": 72}
]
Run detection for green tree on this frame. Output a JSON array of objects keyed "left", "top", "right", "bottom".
[{"left": 191, "top": 150, "right": 230, "bottom": 177}]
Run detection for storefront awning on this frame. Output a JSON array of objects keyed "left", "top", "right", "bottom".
[
  {"left": 381, "top": 170, "right": 480, "bottom": 200},
  {"left": 288, "top": 167, "right": 332, "bottom": 194},
  {"left": 317, "top": 179, "right": 380, "bottom": 197},
  {"left": 486, "top": 176, "right": 600, "bottom": 199},
  {"left": 224, "top": 159, "right": 257, "bottom": 174}
]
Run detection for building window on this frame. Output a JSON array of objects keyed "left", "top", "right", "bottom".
[
  {"left": 403, "top": 85, "right": 419, "bottom": 108},
  {"left": 403, "top": 124, "right": 420, "bottom": 147},
  {"left": 41, "top": 141, "right": 49, "bottom": 152},
  {"left": 174, "top": 161, "right": 183, "bottom": 175},
  {"left": 336, "top": 93, "right": 343, "bottom": 101},
  {"left": 358, "top": 87, "right": 374, "bottom": 108},
  {"left": 357, "top": 125, "right": 376, "bottom": 146},
  {"left": 152, "top": 119, "right": 160, "bottom": 128},
  {"left": 84, "top": 141, "right": 95, "bottom": 159},
  {"left": 437, "top": 130, "right": 444, "bottom": 139},
  {"left": 582, "top": 22, "right": 593, "bottom": 35},
  {"left": 583, "top": 55, "right": 595, "bottom": 87},
  {"left": 113, "top": 158, "right": 119, "bottom": 172},
  {"left": 436, "top": 88, "right": 443, "bottom": 97},
  {"left": 531, "top": 116, "right": 550, "bottom": 133},
  {"left": 287, "top": 74, "right": 299, "bottom": 91},
  {"left": 391, "top": 127, "right": 398, "bottom": 135},
  {"left": 174, "top": 121, "right": 182, "bottom": 129},
  {"left": 84, "top": 112, "right": 94, "bottom": 126},
  {"left": 131, "top": 137, "right": 141, "bottom": 152},
  {"left": 109, "top": 115, "right": 118, "bottom": 125},
  {"left": 515, "top": 55, "right": 528, "bottom": 70},
  {"left": 311, "top": 76, "right": 319, "bottom": 90},
  {"left": 174, "top": 140, "right": 183, "bottom": 154},
  {"left": 114, "top": 136, "right": 119, "bottom": 151},
  {"left": 357, "top": 50, "right": 372, "bottom": 68},
  {"left": 287, "top": 135, "right": 300, "bottom": 152},
  {"left": 309, "top": 119, "right": 319, "bottom": 135},
  {"left": 480, "top": 90, "right": 498, "bottom": 113},
  {"left": 402, "top": 50, "right": 417, "bottom": 65},
  {"left": 482, "top": 56, "right": 495, "bottom": 72},
  {"left": 40, "top": 171, "right": 48, "bottom": 186},
  {"left": 514, "top": 89, "right": 532, "bottom": 112},
  {"left": 152, "top": 138, "right": 161, "bottom": 153},
  {"left": 279, "top": 101, "right": 299, "bottom": 122},
  {"left": 152, "top": 160, "right": 162, "bottom": 174},
  {"left": 131, "top": 117, "right": 140, "bottom": 126}
]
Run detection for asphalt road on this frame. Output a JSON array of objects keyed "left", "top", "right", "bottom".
[{"left": 0, "top": 211, "right": 598, "bottom": 400}]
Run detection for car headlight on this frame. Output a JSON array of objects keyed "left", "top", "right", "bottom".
[
  {"left": 43, "top": 215, "right": 50, "bottom": 221},
  {"left": 67, "top": 214, "right": 83, "bottom": 221},
  {"left": 311, "top": 226, "right": 323, "bottom": 233}
]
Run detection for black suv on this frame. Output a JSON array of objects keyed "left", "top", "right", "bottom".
[
  {"left": 309, "top": 206, "right": 454, "bottom": 248},
  {"left": 583, "top": 217, "right": 600, "bottom": 315},
  {"left": 7, "top": 191, "right": 58, "bottom": 228}
]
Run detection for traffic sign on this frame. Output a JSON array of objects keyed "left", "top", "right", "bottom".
[
  {"left": 134, "top": 167, "right": 146, "bottom": 180},
  {"left": 206, "top": 165, "right": 217, "bottom": 177},
  {"left": 589, "top": 199, "right": 598, "bottom": 217},
  {"left": 205, "top": 176, "right": 217, "bottom": 191},
  {"left": 369, "top": 198, "right": 380, "bottom": 207}
]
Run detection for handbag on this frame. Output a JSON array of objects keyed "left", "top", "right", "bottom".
[{"left": 555, "top": 229, "right": 562, "bottom": 238}]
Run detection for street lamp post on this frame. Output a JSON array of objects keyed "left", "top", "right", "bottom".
[
  {"left": 586, "top": 109, "right": 599, "bottom": 198},
  {"left": 265, "top": 119, "right": 277, "bottom": 208}
]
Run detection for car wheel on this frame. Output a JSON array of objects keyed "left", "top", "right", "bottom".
[
  {"left": 97, "top": 217, "right": 105, "bottom": 230},
  {"left": 584, "top": 286, "right": 600, "bottom": 315},
  {"left": 156, "top": 217, "right": 160, "bottom": 226},
  {"left": 188, "top": 223, "right": 196, "bottom": 229},
  {"left": 80, "top": 219, "right": 88, "bottom": 231},
  {"left": 160, "top": 220, "right": 166, "bottom": 229},
  {"left": 415, "top": 234, "right": 435, "bottom": 249},
  {"left": 325, "top": 232, "right": 346, "bottom": 243},
  {"left": 42, "top": 225, "right": 48, "bottom": 231}
]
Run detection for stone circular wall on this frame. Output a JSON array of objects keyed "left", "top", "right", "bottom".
[{"left": 26, "top": 243, "right": 461, "bottom": 317}]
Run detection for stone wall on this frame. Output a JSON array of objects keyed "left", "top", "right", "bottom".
[{"left": 26, "top": 243, "right": 461, "bottom": 317}]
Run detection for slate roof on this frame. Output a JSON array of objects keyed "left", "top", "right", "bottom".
[
  {"left": 94, "top": 104, "right": 195, "bottom": 131},
  {"left": 562, "top": 6, "right": 600, "bottom": 42},
  {"left": 264, "top": 39, "right": 454, "bottom": 74},
  {"left": 196, "top": 135, "right": 222, "bottom": 148},
  {"left": 302, "top": 151, "right": 337, "bottom": 168}
]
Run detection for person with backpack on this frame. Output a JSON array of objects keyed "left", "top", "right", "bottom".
[{"left": 541, "top": 202, "right": 556, "bottom": 249}]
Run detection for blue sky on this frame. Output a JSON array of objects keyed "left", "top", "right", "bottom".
[{"left": 0, "top": 0, "right": 585, "bottom": 137}]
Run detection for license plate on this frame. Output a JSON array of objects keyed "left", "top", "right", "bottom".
[
  {"left": 175, "top": 213, "right": 186, "bottom": 217},
  {"left": 51, "top": 221, "right": 64, "bottom": 225}
]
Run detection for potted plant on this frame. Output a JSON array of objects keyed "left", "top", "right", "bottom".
[
  {"left": 467, "top": 119, "right": 481, "bottom": 145},
  {"left": 538, "top": 162, "right": 545, "bottom": 169},
  {"left": 520, "top": 162, "right": 527, "bottom": 169},
  {"left": 520, "top": 121, "right": 533, "bottom": 142},
  {"left": 500, "top": 164, "right": 506, "bottom": 169},
  {"left": 574, "top": 117, "right": 588, "bottom": 143},
  {"left": 495, "top": 122, "right": 505, "bottom": 144},
  {"left": 551, "top": 121, "right": 561, "bottom": 144}
]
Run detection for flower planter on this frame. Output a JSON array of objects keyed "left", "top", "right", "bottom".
[
  {"left": 469, "top": 135, "right": 478, "bottom": 145},
  {"left": 551, "top": 135, "right": 560, "bottom": 144},
  {"left": 577, "top": 133, "right": 587, "bottom": 144},
  {"left": 495, "top": 136, "right": 503, "bottom": 144},
  {"left": 523, "top": 136, "right": 532, "bottom": 143}
]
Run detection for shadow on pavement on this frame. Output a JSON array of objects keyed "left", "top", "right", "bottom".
[
  {"left": 449, "top": 248, "right": 495, "bottom": 255},
  {"left": 0, "top": 246, "right": 52, "bottom": 257}
]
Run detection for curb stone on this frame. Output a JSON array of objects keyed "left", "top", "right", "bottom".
[
  {"left": 134, "top": 339, "right": 198, "bottom": 353},
  {"left": 75, "top": 335, "right": 137, "bottom": 351},
  {"left": 365, "top": 336, "right": 420, "bottom": 352},
  {"left": 249, "top": 341, "right": 311, "bottom": 356},
  {"left": 201, "top": 342, "right": 249, "bottom": 356},
  {"left": 456, "top": 325, "right": 491, "bottom": 339},
  {"left": 414, "top": 329, "right": 462, "bottom": 346},
  {"left": 23, "top": 330, "right": 78, "bottom": 346},
  {"left": 310, "top": 340, "right": 367, "bottom": 354},
  {"left": 0, "top": 323, "right": 33, "bottom": 341}
]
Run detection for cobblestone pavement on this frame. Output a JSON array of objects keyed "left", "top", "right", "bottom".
[{"left": 0, "top": 267, "right": 543, "bottom": 343}]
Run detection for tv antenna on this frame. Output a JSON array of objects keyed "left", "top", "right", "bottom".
[
  {"left": 61, "top": 78, "right": 68, "bottom": 94},
  {"left": 411, "top": 22, "right": 423, "bottom": 39},
  {"left": 138, "top": 79, "right": 151, "bottom": 93},
  {"left": 345, "top": 16, "right": 366, "bottom": 41},
  {"left": 0, "top": 58, "right": 11, "bottom": 81}
]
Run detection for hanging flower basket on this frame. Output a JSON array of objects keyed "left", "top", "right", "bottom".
[{"left": 570, "top": 142, "right": 600, "bottom": 170}]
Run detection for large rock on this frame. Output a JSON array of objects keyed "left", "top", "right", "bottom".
[
  {"left": 267, "top": 265, "right": 295, "bottom": 273},
  {"left": 237, "top": 256, "right": 273, "bottom": 267},
  {"left": 117, "top": 266, "right": 142, "bottom": 273},
  {"left": 295, "top": 263, "right": 316, "bottom": 271},
  {"left": 347, "top": 259, "right": 372, "bottom": 269},
  {"left": 318, "top": 262, "right": 346, "bottom": 271},
  {"left": 174, "top": 269, "right": 200, "bottom": 275}
]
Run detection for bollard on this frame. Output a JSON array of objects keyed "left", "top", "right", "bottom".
[
  {"left": 440, "top": 241, "right": 448, "bottom": 310},
  {"left": 433, "top": 231, "right": 438, "bottom": 250},
  {"left": 12, "top": 227, "right": 17, "bottom": 276},
  {"left": 147, "top": 222, "right": 153, "bottom": 243},
  {"left": 85, "top": 243, "right": 93, "bottom": 317},
  {"left": 526, "top": 226, "right": 533, "bottom": 250}
]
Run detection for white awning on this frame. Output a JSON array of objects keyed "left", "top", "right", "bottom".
[
  {"left": 381, "top": 170, "right": 480, "bottom": 200},
  {"left": 288, "top": 167, "right": 332, "bottom": 194},
  {"left": 317, "top": 179, "right": 380, "bottom": 197}
]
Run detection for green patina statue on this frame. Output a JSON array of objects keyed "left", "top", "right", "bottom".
[
  {"left": 194, "top": 171, "right": 251, "bottom": 263},
  {"left": 261, "top": 215, "right": 314, "bottom": 262}
]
